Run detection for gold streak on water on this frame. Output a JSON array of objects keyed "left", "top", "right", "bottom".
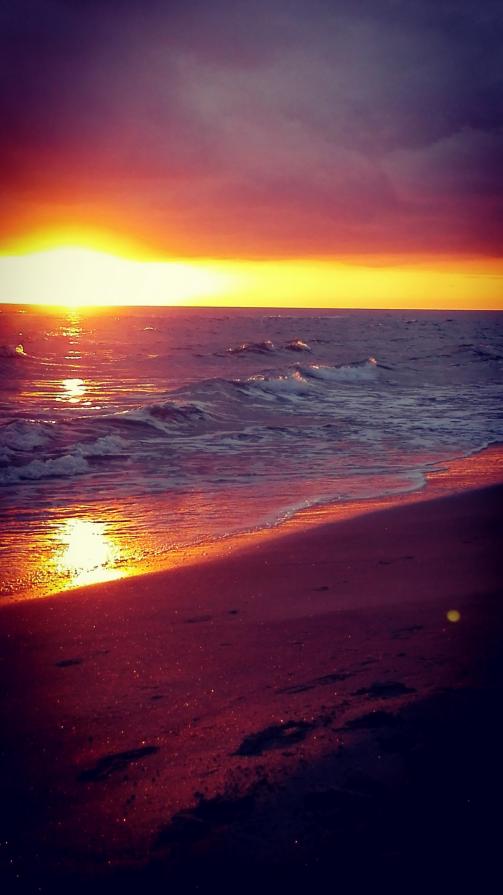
[{"left": 53, "top": 518, "right": 125, "bottom": 588}]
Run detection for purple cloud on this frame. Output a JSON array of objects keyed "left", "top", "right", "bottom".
[{"left": 1, "top": 0, "right": 502, "bottom": 256}]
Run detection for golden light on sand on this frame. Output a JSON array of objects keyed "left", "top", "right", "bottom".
[{"left": 54, "top": 518, "right": 125, "bottom": 588}]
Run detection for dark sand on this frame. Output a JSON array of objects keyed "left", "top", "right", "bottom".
[{"left": 1, "top": 482, "right": 502, "bottom": 892}]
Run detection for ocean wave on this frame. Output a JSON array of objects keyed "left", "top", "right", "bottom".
[
  {"left": 0, "top": 419, "right": 54, "bottom": 451},
  {"left": 104, "top": 357, "right": 382, "bottom": 423},
  {"left": 74, "top": 434, "right": 130, "bottom": 456},
  {"left": 284, "top": 339, "right": 311, "bottom": 352},
  {"left": 467, "top": 345, "right": 502, "bottom": 361},
  {"left": 241, "top": 368, "right": 313, "bottom": 400},
  {"left": 0, "top": 357, "right": 380, "bottom": 465},
  {"left": 114, "top": 400, "right": 213, "bottom": 433},
  {"left": 0, "top": 452, "right": 90, "bottom": 484},
  {"left": 227, "top": 340, "right": 276, "bottom": 354},
  {"left": 0, "top": 344, "right": 26, "bottom": 358},
  {"left": 0, "top": 355, "right": 381, "bottom": 480},
  {"left": 238, "top": 358, "right": 378, "bottom": 398},
  {"left": 0, "top": 433, "right": 129, "bottom": 485},
  {"left": 302, "top": 357, "right": 378, "bottom": 382},
  {"left": 225, "top": 338, "right": 312, "bottom": 356}
]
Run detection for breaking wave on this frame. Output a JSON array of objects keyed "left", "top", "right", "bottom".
[
  {"left": 74, "top": 434, "right": 130, "bottom": 456},
  {"left": 302, "top": 357, "right": 378, "bottom": 381},
  {"left": 237, "top": 358, "right": 378, "bottom": 398},
  {"left": 0, "top": 344, "right": 26, "bottom": 358},
  {"left": 227, "top": 340, "right": 275, "bottom": 354},
  {"left": 0, "top": 357, "right": 382, "bottom": 485},
  {"left": 113, "top": 401, "right": 213, "bottom": 433},
  {"left": 284, "top": 339, "right": 311, "bottom": 352},
  {"left": 225, "top": 338, "right": 312, "bottom": 355},
  {"left": 0, "top": 425, "right": 129, "bottom": 483},
  {"left": 0, "top": 452, "right": 90, "bottom": 484},
  {"left": 0, "top": 419, "right": 54, "bottom": 454}
]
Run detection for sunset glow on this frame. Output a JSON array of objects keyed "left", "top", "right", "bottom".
[
  {"left": 0, "top": 246, "right": 236, "bottom": 308},
  {"left": 1, "top": 1, "right": 501, "bottom": 311}
]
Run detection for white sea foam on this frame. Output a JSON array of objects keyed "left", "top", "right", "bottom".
[
  {"left": 284, "top": 339, "right": 311, "bottom": 352},
  {"left": 0, "top": 419, "right": 53, "bottom": 451},
  {"left": 305, "top": 358, "right": 378, "bottom": 381},
  {"left": 0, "top": 452, "right": 90, "bottom": 484},
  {"left": 75, "top": 434, "right": 130, "bottom": 456},
  {"left": 227, "top": 340, "right": 275, "bottom": 354},
  {"left": 244, "top": 369, "right": 313, "bottom": 399},
  {"left": 0, "top": 344, "right": 26, "bottom": 358},
  {"left": 238, "top": 358, "right": 377, "bottom": 400},
  {"left": 116, "top": 400, "right": 212, "bottom": 433}
]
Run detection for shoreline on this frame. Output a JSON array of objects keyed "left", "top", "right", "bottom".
[
  {"left": 6, "top": 441, "right": 503, "bottom": 605},
  {"left": 0, "top": 478, "right": 502, "bottom": 890}
]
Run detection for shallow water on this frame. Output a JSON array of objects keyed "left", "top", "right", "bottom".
[{"left": 1, "top": 305, "right": 502, "bottom": 599}]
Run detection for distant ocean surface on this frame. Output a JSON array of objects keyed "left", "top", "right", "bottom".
[{"left": 1, "top": 305, "right": 502, "bottom": 599}]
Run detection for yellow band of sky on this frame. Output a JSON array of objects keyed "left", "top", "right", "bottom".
[{"left": 0, "top": 239, "right": 501, "bottom": 310}]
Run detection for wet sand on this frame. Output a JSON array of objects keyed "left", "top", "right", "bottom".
[{"left": 0, "top": 481, "right": 502, "bottom": 892}]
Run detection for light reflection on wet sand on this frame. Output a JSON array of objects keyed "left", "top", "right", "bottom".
[
  {"left": 0, "top": 514, "right": 131, "bottom": 599},
  {"left": 53, "top": 517, "right": 126, "bottom": 588}
]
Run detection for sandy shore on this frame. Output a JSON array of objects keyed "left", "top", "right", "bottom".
[{"left": 1, "top": 477, "right": 502, "bottom": 892}]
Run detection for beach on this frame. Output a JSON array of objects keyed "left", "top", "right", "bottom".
[
  {"left": 2, "top": 1, "right": 503, "bottom": 890},
  {"left": 1, "top": 467, "right": 502, "bottom": 892}
]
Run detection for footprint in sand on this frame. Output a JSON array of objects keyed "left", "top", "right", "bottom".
[
  {"left": 78, "top": 745, "right": 159, "bottom": 781},
  {"left": 354, "top": 681, "right": 416, "bottom": 700},
  {"left": 345, "top": 710, "right": 399, "bottom": 730},
  {"left": 278, "top": 670, "right": 351, "bottom": 695},
  {"left": 234, "top": 720, "right": 316, "bottom": 756},
  {"left": 156, "top": 793, "right": 256, "bottom": 847}
]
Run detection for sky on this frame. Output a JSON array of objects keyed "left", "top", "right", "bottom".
[{"left": 0, "top": 0, "right": 502, "bottom": 307}]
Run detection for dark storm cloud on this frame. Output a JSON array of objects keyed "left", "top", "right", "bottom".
[{"left": 1, "top": 0, "right": 502, "bottom": 255}]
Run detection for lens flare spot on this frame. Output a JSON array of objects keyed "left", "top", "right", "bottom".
[{"left": 446, "top": 609, "right": 461, "bottom": 623}]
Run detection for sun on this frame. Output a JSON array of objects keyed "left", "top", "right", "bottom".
[
  {"left": 0, "top": 243, "right": 235, "bottom": 308},
  {"left": 1, "top": 229, "right": 502, "bottom": 309}
]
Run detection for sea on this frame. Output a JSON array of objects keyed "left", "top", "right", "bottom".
[{"left": 1, "top": 305, "right": 502, "bottom": 600}]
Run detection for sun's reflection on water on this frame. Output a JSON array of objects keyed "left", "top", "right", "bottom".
[
  {"left": 58, "top": 377, "right": 87, "bottom": 403},
  {"left": 53, "top": 517, "right": 126, "bottom": 588},
  {"left": 61, "top": 312, "right": 82, "bottom": 339}
]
